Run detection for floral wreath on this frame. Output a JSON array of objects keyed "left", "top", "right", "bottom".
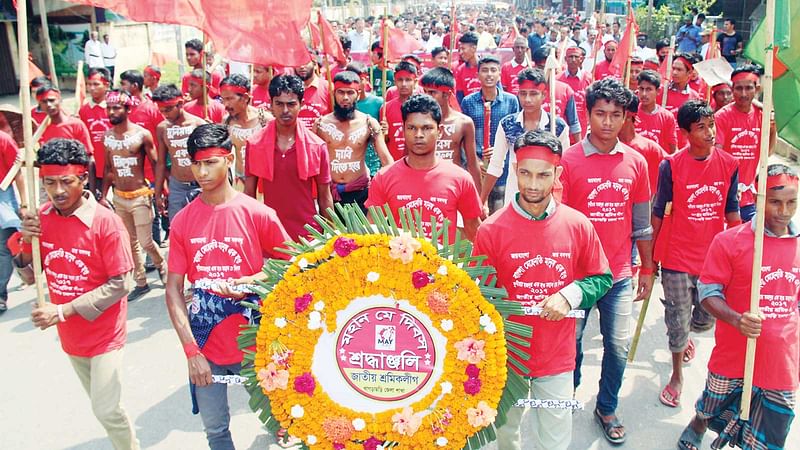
[{"left": 239, "top": 205, "right": 532, "bottom": 449}]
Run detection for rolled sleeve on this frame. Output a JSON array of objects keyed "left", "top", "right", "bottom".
[
  {"left": 487, "top": 124, "right": 509, "bottom": 177},
  {"left": 697, "top": 280, "right": 725, "bottom": 303}
]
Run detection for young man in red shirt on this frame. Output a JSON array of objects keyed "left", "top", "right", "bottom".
[
  {"left": 166, "top": 124, "right": 289, "bottom": 449},
  {"left": 500, "top": 36, "right": 531, "bottom": 96},
  {"left": 79, "top": 68, "right": 112, "bottom": 197},
  {"left": 635, "top": 70, "right": 678, "bottom": 154},
  {"left": 245, "top": 75, "right": 333, "bottom": 241},
  {"left": 560, "top": 78, "right": 656, "bottom": 445},
  {"left": 677, "top": 164, "right": 799, "bottom": 450},
  {"left": 142, "top": 64, "right": 161, "bottom": 100},
  {"left": 663, "top": 53, "right": 702, "bottom": 149},
  {"left": 557, "top": 46, "right": 592, "bottom": 139},
  {"left": 30, "top": 76, "right": 50, "bottom": 125},
  {"left": 250, "top": 64, "right": 273, "bottom": 109},
  {"left": 184, "top": 69, "right": 227, "bottom": 124},
  {"left": 20, "top": 138, "right": 139, "bottom": 449},
  {"left": 475, "top": 129, "right": 612, "bottom": 450},
  {"left": 180, "top": 38, "right": 222, "bottom": 97},
  {"left": 531, "top": 47, "right": 582, "bottom": 144},
  {"left": 455, "top": 32, "right": 481, "bottom": 102},
  {"left": 380, "top": 61, "right": 419, "bottom": 160},
  {"left": 710, "top": 82, "right": 732, "bottom": 112},
  {"left": 715, "top": 64, "right": 776, "bottom": 222},
  {"left": 295, "top": 56, "right": 332, "bottom": 130},
  {"left": 366, "top": 94, "right": 482, "bottom": 240},
  {"left": 652, "top": 100, "right": 740, "bottom": 409}
]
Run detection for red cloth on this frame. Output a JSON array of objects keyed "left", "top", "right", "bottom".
[
  {"left": 298, "top": 78, "right": 331, "bottom": 130},
  {"left": 181, "top": 70, "right": 223, "bottom": 97},
  {"left": 78, "top": 102, "right": 112, "bottom": 178},
  {"left": 557, "top": 70, "right": 592, "bottom": 137},
  {"left": 365, "top": 158, "right": 482, "bottom": 240},
  {"left": 662, "top": 85, "right": 701, "bottom": 149},
  {"left": 184, "top": 99, "right": 226, "bottom": 124},
  {"left": 635, "top": 105, "right": 678, "bottom": 154},
  {"left": 39, "top": 198, "right": 134, "bottom": 357},
  {"left": 500, "top": 61, "right": 529, "bottom": 96},
  {"left": 380, "top": 19, "right": 424, "bottom": 62},
  {"left": 382, "top": 98, "right": 405, "bottom": 160},
  {"left": 608, "top": 7, "right": 639, "bottom": 79},
  {"left": 624, "top": 133, "right": 667, "bottom": 197},
  {"left": 593, "top": 59, "right": 614, "bottom": 81},
  {"left": 128, "top": 98, "right": 163, "bottom": 182},
  {"left": 700, "top": 224, "right": 799, "bottom": 390},
  {"left": 659, "top": 148, "right": 738, "bottom": 275},
  {"left": 168, "top": 192, "right": 289, "bottom": 364},
  {"left": 455, "top": 62, "right": 481, "bottom": 97},
  {"left": 384, "top": 85, "right": 424, "bottom": 104},
  {"left": 0, "top": 131, "right": 19, "bottom": 182},
  {"left": 689, "top": 77, "right": 709, "bottom": 101},
  {"left": 257, "top": 143, "right": 331, "bottom": 241},
  {"left": 542, "top": 80, "right": 576, "bottom": 129},
  {"left": 66, "top": 0, "right": 312, "bottom": 67},
  {"left": 251, "top": 84, "right": 270, "bottom": 109},
  {"left": 499, "top": 27, "right": 518, "bottom": 48},
  {"left": 39, "top": 116, "right": 94, "bottom": 156},
  {"left": 314, "top": 12, "right": 347, "bottom": 65},
  {"left": 473, "top": 203, "right": 610, "bottom": 377},
  {"left": 31, "top": 107, "right": 47, "bottom": 126},
  {"left": 245, "top": 119, "right": 325, "bottom": 182},
  {"left": 560, "top": 142, "right": 651, "bottom": 279},
  {"left": 714, "top": 103, "right": 763, "bottom": 207}
]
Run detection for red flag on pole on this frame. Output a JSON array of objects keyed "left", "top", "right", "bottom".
[
  {"left": 380, "top": 19, "right": 424, "bottom": 62},
  {"left": 318, "top": 12, "right": 346, "bottom": 65},
  {"left": 27, "top": 58, "right": 45, "bottom": 84},
  {"left": 608, "top": 1, "right": 639, "bottom": 78},
  {"left": 65, "top": 0, "right": 312, "bottom": 66}
]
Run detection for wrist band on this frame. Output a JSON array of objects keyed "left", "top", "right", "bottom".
[
  {"left": 57, "top": 304, "right": 66, "bottom": 322},
  {"left": 21, "top": 241, "right": 32, "bottom": 254},
  {"left": 639, "top": 266, "right": 655, "bottom": 276},
  {"left": 183, "top": 341, "right": 202, "bottom": 359}
]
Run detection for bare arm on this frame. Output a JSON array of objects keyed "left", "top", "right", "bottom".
[
  {"left": 13, "top": 171, "right": 27, "bottom": 211},
  {"left": 369, "top": 117, "right": 394, "bottom": 166},
  {"left": 463, "top": 217, "right": 481, "bottom": 241},
  {"left": 154, "top": 125, "right": 169, "bottom": 214},
  {"left": 316, "top": 178, "right": 334, "bottom": 219},
  {"left": 165, "top": 272, "right": 213, "bottom": 387},
  {"left": 462, "top": 120, "right": 482, "bottom": 192},
  {"left": 100, "top": 141, "right": 113, "bottom": 202},
  {"left": 143, "top": 130, "right": 158, "bottom": 167},
  {"left": 244, "top": 175, "right": 258, "bottom": 198},
  {"left": 702, "top": 296, "right": 762, "bottom": 339}
]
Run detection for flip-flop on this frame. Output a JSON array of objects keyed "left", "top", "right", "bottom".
[
  {"left": 676, "top": 424, "right": 704, "bottom": 450},
  {"left": 683, "top": 338, "right": 696, "bottom": 363},
  {"left": 594, "top": 408, "right": 627, "bottom": 445},
  {"left": 660, "top": 384, "right": 681, "bottom": 407}
]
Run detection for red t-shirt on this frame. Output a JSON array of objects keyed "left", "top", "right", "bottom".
[
  {"left": 0, "top": 132, "right": 19, "bottom": 181},
  {"left": 542, "top": 80, "right": 576, "bottom": 129},
  {"left": 381, "top": 98, "right": 405, "bottom": 160},
  {"left": 700, "top": 224, "right": 799, "bottom": 390},
  {"left": 365, "top": 158, "right": 482, "bottom": 240},
  {"left": 624, "top": 134, "right": 667, "bottom": 197},
  {"left": 39, "top": 116, "right": 94, "bottom": 156},
  {"left": 473, "top": 203, "right": 610, "bottom": 377},
  {"left": 714, "top": 103, "right": 763, "bottom": 207},
  {"left": 557, "top": 70, "right": 592, "bottom": 137},
  {"left": 184, "top": 99, "right": 226, "bottom": 124},
  {"left": 560, "top": 142, "right": 651, "bottom": 279},
  {"left": 39, "top": 196, "right": 134, "bottom": 357},
  {"left": 251, "top": 84, "right": 270, "bottom": 109},
  {"left": 500, "top": 61, "right": 528, "bottom": 97},
  {"left": 298, "top": 78, "right": 331, "bottom": 130},
  {"left": 169, "top": 193, "right": 290, "bottom": 365},
  {"left": 660, "top": 149, "right": 739, "bottom": 275},
  {"left": 181, "top": 70, "right": 223, "bottom": 97},
  {"left": 662, "top": 85, "right": 701, "bottom": 149},
  {"left": 593, "top": 59, "right": 614, "bottom": 80},
  {"left": 635, "top": 104, "right": 678, "bottom": 155},
  {"left": 31, "top": 107, "right": 47, "bottom": 126},
  {"left": 455, "top": 62, "right": 480, "bottom": 98},
  {"left": 78, "top": 102, "right": 111, "bottom": 178},
  {"left": 385, "top": 85, "right": 424, "bottom": 104}
]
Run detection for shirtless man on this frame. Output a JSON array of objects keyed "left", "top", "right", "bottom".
[
  {"left": 100, "top": 90, "right": 164, "bottom": 300},
  {"left": 152, "top": 84, "right": 206, "bottom": 222},
  {"left": 315, "top": 71, "right": 393, "bottom": 211},
  {"left": 419, "top": 67, "right": 482, "bottom": 192},
  {"left": 219, "top": 74, "right": 271, "bottom": 186}
]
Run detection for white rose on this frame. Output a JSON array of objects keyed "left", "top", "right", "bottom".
[
  {"left": 309, "top": 311, "right": 321, "bottom": 322},
  {"left": 290, "top": 404, "right": 304, "bottom": 418},
  {"left": 274, "top": 317, "right": 287, "bottom": 328},
  {"left": 314, "top": 301, "right": 325, "bottom": 311},
  {"left": 366, "top": 271, "right": 380, "bottom": 282},
  {"left": 485, "top": 322, "right": 497, "bottom": 335},
  {"left": 479, "top": 314, "right": 492, "bottom": 327},
  {"left": 352, "top": 418, "right": 366, "bottom": 431},
  {"left": 306, "top": 435, "right": 317, "bottom": 445},
  {"left": 440, "top": 319, "right": 453, "bottom": 332},
  {"left": 437, "top": 265, "right": 448, "bottom": 276},
  {"left": 440, "top": 381, "right": 453, "bottom": 394},
  {"left": 298, "top": 258, "right": 309, "bottom": 269},
  {"left": 436, "top": 437, "right": 449, "bottom": 447}
]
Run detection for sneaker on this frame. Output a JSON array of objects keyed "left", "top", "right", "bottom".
[{"left": 129, "top": 284, "right": 151, "bottom": 302}]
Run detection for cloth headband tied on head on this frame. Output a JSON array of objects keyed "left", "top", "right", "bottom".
[
  {"left": 518, "top": 80, "right": 547, "bottom": 91},
  {"left": 766, "top": 173, "right": 799, "bottom": 190},
  {"left": 674, "top": 56, "right": 694, "bottom": 72},
  {"left": 144, "top": 66, "right": 161, "bottom": 81},
  {"left": 36, "top": 89, "right": 60, "bottom": 102},
  {"left": 731, "top": 72, "right": 760, "bottom": 84},
  {"left": 39, "top": 164, "right": 87, "bottom": 178},
  {"left": 515, "top": 145, "right": 560, "bottom": 165},
  {"left": 106, "top": 91, "right": 135, "bottom": 107},
  {"left": 154, "top": 97, "right": 182, "bottom": 108},
  {"left": 88, "top": 73, "right": 110, "bottom": 85},
  {"left": 711, "top": 83, "right": 730, "bottom": 94},
  {"left": 394, "top": 69, "right": 417, "bottom": 80},
  {"left": 334, "top": 81, "right": 361, "bottom": 90},
  {"left": 220, "top": 84, "right": 249, "bottom": 95},
  {"left": 420, "top": 83, "right": 453, "bottom": 94},
  {"left": 192, "top": 147, "right": 232, "bottom": 161}
]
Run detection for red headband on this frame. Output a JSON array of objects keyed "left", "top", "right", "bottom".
[
  {"left": 711, "top": 83, "right": 730, "bottom": 94},
  {"left": 518, "top": 80, "right": 547, "bottom": 91},
  {"left": 192, "top": 147, "right": 232, "bottom": 161},
  {"left": 144, "top": 66, "right": 161, "bottom": 81},
  {"left": 154, "top": 97, "right": 182, "bottom": 108},
  {"left": 220, "top": 84, "right": 249, "bottom": 95},
  {"left": 565, "top": 47, "right": 582, "bottom": 57},
  {"left": 88, "top": 73, "right": 110, "bottom": 85},
  {"left": 36, "top": 89, "right": 60, "bottom": 102},
  {"left": 106, "top": 91, "right": 135, "bottom": 107},
  {"left": 674, "top": 56, "right": 694, "bottom": 72},
  {"left": 189, "top": 74, "right": 210, "bottom": 86},
  {"left": 731, "top": 72, "right": 760, "bottom": 84},
  {"left": 515, "top": 145, "right": 560, "bottom": 165},
  {"left": 334, "top": 81, "right": 361, "bottom": 90},
  {"left": 394, "top": 69, "right": 417, "bottom": 80},
  {"left": 766, "top": 174, "right": 799, "bottom": 190},
  {"left": 39, "top": 164, "right": 87, "bottom": 178}
]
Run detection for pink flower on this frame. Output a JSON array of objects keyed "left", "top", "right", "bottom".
[
  {"left": 333, "top": 444, "right": 345, "bottom": 450},
  {"left": 412, "top": 270, "right": 430, "bottom": 289},
  {"left": 427, "top": 291, "right": 450, "bottom": 314},
  {"left": 256, "top": 362, "right": 289, "bottom": 392},
  {"left": 454, "top": 337, "right": 486, "bottom": 364},
  {"left": 465, "top": 364, "right": 480, "bottom": 378},
  {"left": 334, "top": 236, "right": 358, "bottom": 257},
  {"left": 391, "top": 406, "right": 422, "bottom": 436},
  {"left": 388, "top": 233, "right": 422, "bottom": 264},
  {"left": 293, "top": 372, "right": 316, "bottom": 396},
  {"left": 363, "top": 437, "right": 383, "bottom": 450},
  {"left": 467, "top": 401, "right": 498, "bottom": 428},
  {"left": 464, "top": 377, "right": 482, "bottom": 395},
  {"left": 294, "top": 293, "right": 313, "bottom": 313}
]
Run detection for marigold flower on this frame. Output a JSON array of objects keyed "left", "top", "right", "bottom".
[{"left": 322, "top": 416, "right": 355, "bottom": 443}]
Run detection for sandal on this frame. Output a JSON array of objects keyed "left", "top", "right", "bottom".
[
  {"left": 0, "top": 298, "right": 7, "bottom": 313},
  {"left": 660, "top": 384, "right": 681, "bottom": 407},
  {"left": 677, "top": 424, "right": 704, "bottom": 450},
  {"left": 683, "top": 338, "right": 696, "bottom": 363},
  {"left": 594, "top": 408, "right": 627, "bottom": 445}
]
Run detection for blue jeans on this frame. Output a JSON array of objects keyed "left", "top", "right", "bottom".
[
  {"left": 194, "top": 361, "right": 242, "bottom": 450},
  {"left": 574, "top": 278, "right": 632, "bottom": 416},
  {"left": 0, "top": 227, "right": 15, "bottom": 301},
  {"left": 740, "top": 203, "right": 756, "bottom": 222}
]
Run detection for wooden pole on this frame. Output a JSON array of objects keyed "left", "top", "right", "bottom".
[
  {"left": 381, "top": 11, "right": 388, "bottom": 100},
  {"left": 318, "top": 12, "right": 335, "bottom": 108},
  {"left": 37, "top": 0, "right": 58, "bottom": 89},
  {"left": 705, "top": 30, "right": 718, "bottom": 103},
  {"left": 548, "top": 48, "right": 556, "bottom": 135},
  {"left": 623, "top": 10, "right": 636, "bottom": 89},
  {"left": 661, "top": 36, "right": 675, "bottom": 107},
  {"left": 201, "top": 33, "right": 208, "bottom": 120},
  {"left": 176, "top": 25, "right": 185, "bottom": 78},
  {"left": 17, "top": 0, "right": 47, "bottom": 308},
  {"left": 448, "top": 0, "right": 456, "bottom": 68},
  {"left": 740, "top": 0, "right": 775, "bottom": 422}
]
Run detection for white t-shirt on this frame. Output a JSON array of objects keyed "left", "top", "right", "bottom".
[{"left": 101, "top": 43, "right": 116, "bottom": 67}]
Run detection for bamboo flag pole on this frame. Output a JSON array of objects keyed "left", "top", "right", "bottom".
[
  {"left": 448, "top": 0, "right": 456, "bottom": 68},
  {"left": 740, "top": 0, "right": 775, "bottom": 422},
  {"left": 622, "top": 3, "right": 636, "bottom": 89},
  {"left": 381, "top": 10, "right": 389, "bottom": 100},
  {"left": 546, "top": 48, "right": 557, "bottom": 134},
  {"left": 201, "top": 33, "right": 209, "bottom": 120},
  {"left": 705, "top": 30, "right": 718, "bottom": 102},
  {"left": 661, "top": 36, "right": 676, "bottom": 107},
  {"left": 17, "top": 0, "right": 47, "bottom": 308},
  {"left": 318, "top": 12, "right": 335, "bottom": 108},
  {"left": 37, "top": 0, "right": 58, "bottom": 89}
]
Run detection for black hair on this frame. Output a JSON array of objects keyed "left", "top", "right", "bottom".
[
  {"left": 655, "top": 39, "right": 670, "bottom": 52},
  {"left": 731, "top": 63, "right": 764, "bottom": 81},
  {"left": 724, "top": 18, "right": 736, "bottom": 27},
  {"left": 586, "top": 78, "right": 632, "bottom": 112},
  {"left": 345, "top": 61, "right": 367, "bottom": 76},
  {"left": 37, "top": 138, "right": 90, "bottom": 167},
  {"left": 400, "top": 94, "right": 442, "bottom": 124},
  {"left": 673, "top": 52, "right": 698, "bottom": 70},
  {"left": 698, "top": 13, "right": 706, "bottom": 20},
  {"left": 371, "top": 40, "right": 382, "bottom": 52},
  {"left": 185, "top": 38, "right": 204, "bottom": 52},
  {"left": 30, "top": 76, "right": 50, "bottom": 89},
  {"left": 519, "top": 26, "right": 528, "bottom": 34},
  {"left": 187, "top": 123, "right": 232, "bottom": 158},
  {"left": 268, "top": 74, "right": 305, "bottom": 101},
  {"left": 761, "top": 164, "right": 799, "bottom": 190},
  {"left": 88, "top": 67, "right": 112, "bottom": 84},
  {"left": 532, "top": 46, "right": 550, "bottom": 64},
  {"left": 420, "top": 67, "right": 455, "bottom": 89},
  {"left": 477, "top": 55, "right": 501, "bottom": 69},
  {"left": 220, "top": 73, "right": 251, "bottom": 93},
  {"left": 333, "top": 70, "right": 361, "bottom": 85},
  {"left": 119, "top": 69, "right": 144, "bottom": 90},
  {"left": 627, "top": 92, "right": 639, "bottom": 114},
  {"left": 637, "top": 69, "right": 661, "bottom": 89},
  {"left": 459, "top": 32, "right": 479, "bottom": 45},
  {"left": 513, "top": 129, "right": 563, "bottom": 157},
  {"left": 402, "top": 54, "right": 423, "bottom": 66},
  {"left": 151, "top": 84, "right": 182, "bottom": 102},
  {"left": 517, "top": 67, "right": 546, "bottom": 85},
  {"left": 36, "top": 85, "right": 59, "bottom": 98},
  {"left": 394, "top": 61, "right": 418, "bottom": 76},
  {"left": 431, "top": 46, "right": 449, "bottom": 58},
  {"left": 339, "top": 35, "right": 352, "bottom": 52},
  {"left": 677, "top": 100, "right": 714, "bottom": 131}
]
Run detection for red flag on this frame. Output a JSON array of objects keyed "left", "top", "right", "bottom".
[
  {"left": 64, "top": 0, "right": 311, "bottom": 67},
  {"left": 608, "top": 1, "right": 639, "bottom": 78},
  {"left": 309, "top": 21, "right": 321, "bottom": 49},
  {"left": 380, "top": 19, "right": 424, "bottom": 62},
  {"left": 499, "top": 25, "right": 518, "bottom": 48},
  {"left": 28, "top": 58, "right": 45, "bottom": 84},
  {"left": 318, "top": 12, "right": 346, "bottom": 65}
]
